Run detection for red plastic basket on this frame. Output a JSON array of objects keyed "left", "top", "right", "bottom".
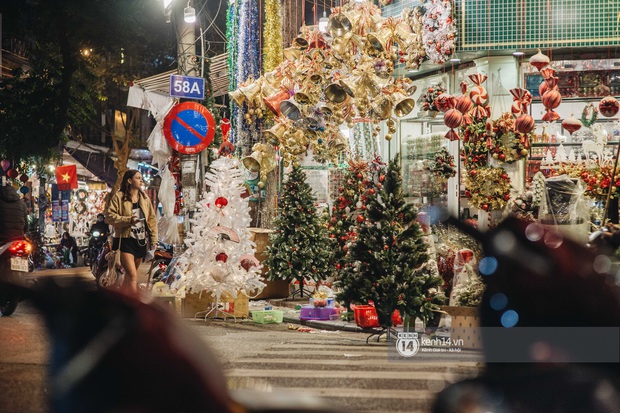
[
  {"left": 352, "top": 305, "right": 380, "bottom": 328},
  {"left": 352, "top": 306, "right": 402, "bottom": 328}
]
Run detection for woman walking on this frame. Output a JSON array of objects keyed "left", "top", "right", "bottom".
[{"left": 105, "top": 170, "right": 158, "bottom": 294}]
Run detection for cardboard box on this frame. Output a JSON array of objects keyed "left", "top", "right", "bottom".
[{"left": 182, "top": 290, "right": 249, "bottom": 318}]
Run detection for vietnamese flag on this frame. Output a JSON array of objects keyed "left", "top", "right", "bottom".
[{"left": 55, "top": 164, "right": 78, "bottom": 190}]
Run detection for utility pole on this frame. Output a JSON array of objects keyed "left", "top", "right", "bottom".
[{"left": 175, "top": 2, "right": 200, "bottom": 236}]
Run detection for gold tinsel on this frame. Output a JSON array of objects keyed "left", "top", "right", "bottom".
[{"left": 262, "top": 0, "right": 283, "bottom": 73}]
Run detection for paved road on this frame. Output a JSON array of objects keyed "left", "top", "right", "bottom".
[{"left": 0, "top": 267, "right": 484, "bottom": 412}]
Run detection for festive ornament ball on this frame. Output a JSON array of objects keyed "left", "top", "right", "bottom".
[
  {"left": 456, "top": 95, "right": 474, "bottom": 114},
  {"left": 215, "top": 253, "right": 228, "bottom": 263},
  {"left": 529, "top": 49, "right": 550, "bottom": 71},
  {"left": 515, "top": 114, "right": 536, "bottom": 134},
  {"left": 444, "top": 109, "right": 463, "bottom": 129},
  {"left": 538, "top": 81, "right": 549, "bottom": 98},
  {"left": 434, "top": 94, "right": 455, "bottom": 113},
  {"left": 384, "top": 134, "right": 393, "bottom": 141},
  {"left": 258, "top": 181, "right": 265, "bottom": 189},
  {"left": 542, "top": 89, "right": 562, "bottom": 109},
  {"left": 562, "top": 115, "right": 583, "bottom": 135},
  {"left": 356, "top": 215, "right": 364, "bottom": 223},
  {"left": 20, "top": 186, "right": 29, "bottom": 194},
  {"left": 215, "top": 196, "right": 228, "bottom": 208},
  {"left": 19, "top": 174, "right": 29, "bottom": 183},
  {"left": 470, "top": 86, "right": 488, "bottom": 105},
  {"left": 6, "top": 169, "right": 18, "bottom": 179},
  {"left": 599, "top": 96, "right": 620, "bottom": 117}
]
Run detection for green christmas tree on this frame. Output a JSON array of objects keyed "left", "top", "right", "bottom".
[
  {"left": 334, "top": 158, "right": 383, "bottom": 309},
  {"left": 346, "top": 155, "right": 442, "bottom": 327},
  {"left": 266, "top": 166, "right": 332, "bottom": 296},
  {"left": 328, "top": 160, "right": 371, "bottom": 275}
]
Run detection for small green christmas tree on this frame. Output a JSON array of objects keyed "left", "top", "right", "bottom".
[
  {"left": 328, "top": 160, "right": 371, "bottom": 274},
  {"left": 346, "top": 155, "right": 442, "bottom": 327},
  {"left": 266, "top": 166, "right": 332, "bottom": 296}
]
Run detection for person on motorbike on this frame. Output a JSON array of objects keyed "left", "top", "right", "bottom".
[
  {"left": 90, "top": 213, "right": 110, "bottom": 238},
  {"left": 0, "top": 184, "right": 28, "bottom": 245}
]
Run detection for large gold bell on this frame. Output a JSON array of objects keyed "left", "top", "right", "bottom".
[
  {"left": 372, "top": 96, "right": 393, "bottom": 120},
  {"left": 229, "top": 89, "right": 245, "bottom": 106},
  {"left": 242, "top": 150, "right": 263, "bottom": 173},
  {"left": 260, "top": 80, "right": 279, "bottom": 98},
  {"left": 393, "top": 92, "right": 416, "bottom": 117},
  {"left": 263, "top": 90, "right": 290, "bottom": 116},
  {"left": 366, "top": 30, "right": 390, "bottom": 52},
  {"left": 263, "top": 122, "right": 288, "bottom": 146},
  {"left": 292, "top": 37, "right": 309, "bottom": 50},
  {"left": 279, "top": 97, "right": 302, "bottom": 120},
  {"left": 239, "top": 79, "right": 263, "bottom": 104},
  {"left": 325, "top": 82, "right": 349, "bottom": 104},
  {"left": 283, "top": 47, "right": 302, "bottom": 61},
  {"left": 327, "top": 13, "right": 352, "bottom": 38}
]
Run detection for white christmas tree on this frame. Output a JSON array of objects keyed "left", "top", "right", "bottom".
[{"left": 175, "top": 155, "right": 265, "bottom": 300}]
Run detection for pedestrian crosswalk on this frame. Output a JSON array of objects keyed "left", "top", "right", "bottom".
[{"left": 223, "top": 333, "right": 484, "bottom": 412}]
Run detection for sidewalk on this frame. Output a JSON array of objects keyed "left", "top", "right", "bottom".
[{"left": 263, "top": 298, "right": 381, "bottom": 334}]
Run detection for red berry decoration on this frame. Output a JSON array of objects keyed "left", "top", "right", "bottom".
[
  {"left": 215, "top": 196, "right": 228, "bottom": 208},
  {"left": 356, "top": 215, "right": 364, "bottom": 223},
  {"left": 215, "top": 252, "right": 228, "bottom": 263}
]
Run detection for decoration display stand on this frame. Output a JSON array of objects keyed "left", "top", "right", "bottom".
[{"left": 195, "top": 297, "right": 237, "bottom": 322}]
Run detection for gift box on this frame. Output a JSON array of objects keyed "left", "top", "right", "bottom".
[{"left": 251, "top": 309, "right": 284, "bottom": 324}]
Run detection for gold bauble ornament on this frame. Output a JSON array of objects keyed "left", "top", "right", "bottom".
[
  {"left": 388, "top": 126, "right": 397, "bottom": 134},
  {"left": 347, "top": 121, "right": 355, "bottom": 128},
  {"left": 385, "top": 134, "right": 393, "bottom": 141},
  {"left": 386, "top": 118, "right": 395, "bottom": 128},
  {"left": 258, "top": 181, "right": 265, "bottom": 189}
]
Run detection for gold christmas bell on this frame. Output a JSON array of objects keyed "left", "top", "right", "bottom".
[{"left": 263, "top": 122, "right": 288, "bottom": 146}]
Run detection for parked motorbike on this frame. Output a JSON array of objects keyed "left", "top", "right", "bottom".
[
  {"left": 0, "top": 237, "right": 33, "bottom": 316},
  {"left": 147, "top": 242, "right": 174, "bottom": 285},
  {"left": 91, "top": 238, "right": 123, "bottom": 289}
]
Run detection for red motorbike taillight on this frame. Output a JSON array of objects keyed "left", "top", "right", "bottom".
[{"left": 8, "top": 240, "right": 32, "bottom": 257}]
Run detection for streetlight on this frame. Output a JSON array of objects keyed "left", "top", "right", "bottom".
[{"left": 184, "top": 1, "right": 196, "bottom": 23}]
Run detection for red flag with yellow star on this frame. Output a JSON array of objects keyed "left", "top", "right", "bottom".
[{"left": 55, "top": 164, "right": 78, "bottom": 190}]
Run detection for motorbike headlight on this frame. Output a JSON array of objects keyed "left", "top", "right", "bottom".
[{"left": 93, "top": 231, "right": 100, "bottom": 237}]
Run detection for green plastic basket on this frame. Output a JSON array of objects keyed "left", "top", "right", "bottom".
[{"left": 251, "top": 310, "right": 284, "bottom": 324}]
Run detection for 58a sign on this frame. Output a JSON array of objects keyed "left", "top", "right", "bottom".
[{"left": 170, "top": 75, "right": 205, "bottom": 100}]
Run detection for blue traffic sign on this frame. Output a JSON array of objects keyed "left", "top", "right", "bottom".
[
  {"left": 163, "top": 102, "right": 215, "bottom": 154},
  {"left": 170, "top": 75, "right": 205, "bottom": 100}
]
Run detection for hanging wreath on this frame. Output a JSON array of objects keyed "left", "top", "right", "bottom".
[
  {"left": 461, "top": 119, "right": 489, "bottom": 169},
  {"left": 488, "top": 113, "right": 530, "bottom": 164},
  {"left": 428, "top": 147, "right": 456, "bottom": 180},
  {"left": 580, "top": 103, "right": 599, "bottom": 128},
  {"left": 76, "top": 188, "right": 88, "bottom": 202},
  {"left": 421, "top": 0, "right": 457, "bottom": 64},
  {"left": 463, "top": 166, "right": 512, "bottom": 211}
]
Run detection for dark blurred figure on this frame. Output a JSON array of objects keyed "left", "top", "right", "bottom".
[
  {"left": 0, "top": 185, "right": 28, "bottom": 244},
  {"left": 433, "top": 217, "right": 620, "bottom": 413},
  {"left": 90, "top": 213, "right": 110, "bottom": 237},
  {"left": 59, "top": 232, "right": 78, "bottom": 266}
]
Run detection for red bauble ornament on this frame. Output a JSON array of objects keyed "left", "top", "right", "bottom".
[
  {"left": 538, "top": 81, "right": 549, "bottom": 98},
  {"left": 356, "top": 215, "right": 364, "bottom": 223},
  {"left": 515, "top": 114, "right": 536, "bottom": 134},
  {"left": 481, "top": 204, "right": 489, "bottom": 211},
  {"left": 19, "top": 174, "right": 29, "bottom": 183},
  {"left": 215, "top": 252, "right": 228, "bottom": 263},
  {"left": 470, "top": 169, "right": 478, "bottom": 176},
  {"left": 357, "top": 173, "right": 363, "bottom": 179},
  {"left": 599, "top": 96, "right": 620, "bottom": 117},
  {"left": 562, "top": 115, "right": 583, "bottom": 135},
  {"left": 0, "top": 160, "right": 10, "bottom": 172},
  {"left": 434, "top": 94, "right": 456, "bottom": 113},
  {"left": 444, "top": 109, "right": 463, "bottom": 129},
  {"left": 215, "top": 197, "right": 228, "bottom": 208},
  {"left": 542, "top": 89, "right": 562, "bottom": 109},
  {"left": 6, "top": 169, "right": 18, "bottom": 179}
]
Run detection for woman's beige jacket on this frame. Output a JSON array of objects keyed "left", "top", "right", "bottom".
[{"left": 105, "top": 191, "right": 158, "bottom": 245}]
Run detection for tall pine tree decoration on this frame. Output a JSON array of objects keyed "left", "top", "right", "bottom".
[
  {"left": 347, "top": 155, "right": 442, "bottom": 327},
  {"left": 266, "top": 166, "right": 332, "bottom": 296},
  {"left": 333, "top": 158, "right": 382, "bottom": 309}
]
